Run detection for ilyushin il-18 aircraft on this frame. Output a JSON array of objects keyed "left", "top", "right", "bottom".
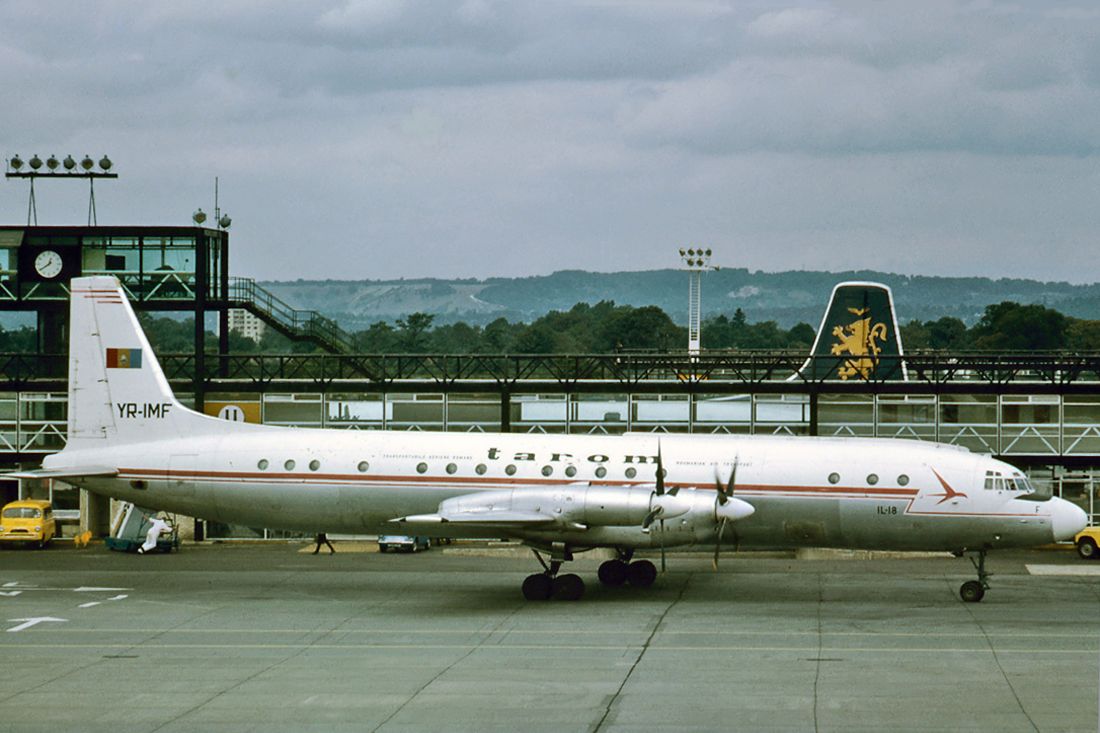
[{"left": 19, "top": 277, "right": 1088, "bottom": 603}]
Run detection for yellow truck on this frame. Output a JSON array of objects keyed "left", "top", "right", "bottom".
[
  {"left": 0, "top": 499, "right": 58, "bottom": 549},
  {"left": 1075, "top": 527, "right": 1100, "bottom": 560}
]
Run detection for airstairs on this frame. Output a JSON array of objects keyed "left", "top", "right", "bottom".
[
  {"left": 104, "top": 502, "right": 179, "bottom": 553},
  {"left": 228, "top": 277, "right": 352, "bottom": 354}
]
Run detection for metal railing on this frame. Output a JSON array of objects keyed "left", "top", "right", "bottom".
[
  {"left": 227, "top": 277, "right": 351, "bottom": 353},
  {"left": 7, "top": 351, "right": 1100, "bottom": 392}
]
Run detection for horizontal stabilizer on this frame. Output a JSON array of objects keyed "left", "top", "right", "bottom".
[
  {"left": 392, "top": 510, "right": 554, "bottom": 526},
  {"left": 7, "top": 466, "right": 119, "bottom": 480}
]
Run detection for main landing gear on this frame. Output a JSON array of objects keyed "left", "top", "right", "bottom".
[
  {"left": 520, "top": 549, "right": 660, "bottom": 601},
  {"left": 597, "top": 550, "right": 657, "bottom": 589},
  {"left": 522, "top": 549, "right": 586, "bottom": 601},
  {"left": 958, "top": 549, "right": 991, "bottom": 603}
]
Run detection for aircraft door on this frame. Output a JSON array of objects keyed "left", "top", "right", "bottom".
[{"left": 167, "top": 454, "right": 197, "bottom": 498}]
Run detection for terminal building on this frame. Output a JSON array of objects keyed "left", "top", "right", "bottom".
[{"left": 1, "top": 224, "right": 1098, "bottom": 538}]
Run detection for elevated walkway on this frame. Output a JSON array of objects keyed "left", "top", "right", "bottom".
[{"left": 227, "top": 277, "right": 351, "bottom": 354}]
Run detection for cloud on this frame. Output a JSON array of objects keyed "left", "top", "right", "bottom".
[{"left": 1, "top": 1, "right": 1099, "bottom": 284}]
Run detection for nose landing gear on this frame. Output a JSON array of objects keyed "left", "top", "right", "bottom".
[{"left": 959, "top": 549, "right": 991, "bottom": 603}]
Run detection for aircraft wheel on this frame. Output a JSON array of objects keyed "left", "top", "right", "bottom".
[
  {"left": 1077, "top": 537, "right": 1098, "bottom": 560},
  {"left": 959, "top": 580, "right": 985, "bottom": 603},
  {"left": 626, "top": 560, "right": 657, "bottom": 588},
  {"left": 598, "top": 559, "right": 628, "bottom": 586},
  {"left": 522, "top": 573, "right": 553, "bottom": 601},
  {"left": 552, "top": 573, "right": 585, "bottom": 601}
]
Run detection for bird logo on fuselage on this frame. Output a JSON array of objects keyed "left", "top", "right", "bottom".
[{"left": 930, "top": 469, "right": 968, "bottom": 505}]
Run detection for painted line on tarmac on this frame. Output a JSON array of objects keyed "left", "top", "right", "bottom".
[
  {"left": 77, "top": 595, "right": 129, "bottom": 609},
  {"left": 6, "top": 617, "right": 67, "bottom": 633},
  {"left": 0, "top": 641, "right": 1097, "bottom": 655},
  {"left": 1026, "top": 564, "right": 1100, "bottom": 576},
  {"left": 0, "top": 583, "right": 133, "bottom": 592},
  {"left": 16, "top": 627, "right": 1099, "bottom": 640}
]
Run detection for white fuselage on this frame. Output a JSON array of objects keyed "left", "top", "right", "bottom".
[{"left": 51, "top": 426, "right": 1078, "bottom": 553}]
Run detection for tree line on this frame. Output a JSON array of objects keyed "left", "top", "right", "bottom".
[{"left": 0, "top": 300, "right": 1096, "bottom": 354}]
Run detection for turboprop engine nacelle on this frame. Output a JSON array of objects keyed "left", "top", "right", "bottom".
[{"left": 433, "top": 485, "right": 754, "bottom": 530}]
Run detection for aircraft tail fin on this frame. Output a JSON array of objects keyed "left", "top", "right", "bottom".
[
  {"left": 801, "top": 281, "right": 906, "bottom": 381},
  {"left": 65, "top": 276, "right": 229, "bottom": 449}
]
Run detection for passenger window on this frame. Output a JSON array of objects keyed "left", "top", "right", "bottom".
[
  {"left": 309, "top": 460, "right": 320, "bottom": 471},
  {"left": 625, "top": 467, "right": 637, "bottom": 479},
  {"left": 258, "top": 459, "right": 269, "bottom": 470},
  {"left": 416, "top": 462, "right": 428, "bottom": 474},
  {"left": 897, "top": 474, "right": 909, "bottom": 486},
  {"left": 357, "top": 461, "right": 369, "bottom": 473},
  {"left": 446, "top": 463, "right": 457, "bottom": 475},
  {"left": 541, "top": 465, "right": 553, "bottom": 476},
  {"left": 828, "top": 472, "right": 840, "bottom": 484},
  {"left": 595, "top": 466, "right": 607, "bottom": 479},
  {"left": 505, "top": 464, "right": 517, "bottom": 476},
  {"left": 867, "top": 474, "right": 878, "bottom": 485},
  {"left": 284, "top": 459, "right": 296, "bottom": 471},
  {"left": 475, "top": 464, "right": 487, "bottom": 475},
  {"left": 565, "top": 466, "right": 577, "bottom": 478}
]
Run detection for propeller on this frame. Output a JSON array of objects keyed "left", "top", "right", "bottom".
[
  {"left": 656, "top": 442, "right": 667, "bottom": 571},
  {"left": 641, "top": 442, "right": 677, "bottom": 572},
  {"left": 713, "top": 457, "right": 754, "bottom": 570},
  {"left": 642, "top": 443, "right": 670, "bottom": 529}
]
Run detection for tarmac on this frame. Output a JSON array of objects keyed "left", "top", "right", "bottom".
[{"left": 1, "top": 542, "right": 1098, "bottom": 733}]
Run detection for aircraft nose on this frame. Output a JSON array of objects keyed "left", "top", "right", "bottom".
[{"left": 1050, "top": 498, "right": 1088, "bottom": 542}]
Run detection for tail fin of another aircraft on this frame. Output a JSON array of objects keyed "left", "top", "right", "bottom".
[
  {"left": 801, "top": 281, "right": 906, "bottom": 381},
  {"left": 66, "top": 276, "right": 230, "bottom": 449}
]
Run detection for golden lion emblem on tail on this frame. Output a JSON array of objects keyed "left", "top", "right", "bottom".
[{"left": 830, "top": 307, "right": 888, "bottom": 380}]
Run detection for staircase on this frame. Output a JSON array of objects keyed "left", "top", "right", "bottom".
[{"left": 228, "top": 277, "right": 352, "bottom": 354}]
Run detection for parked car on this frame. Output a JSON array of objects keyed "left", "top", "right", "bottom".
[
  {"left": 1075, "top": 527, "right": 1100, "bottom": 559},
  {"left": 0, "top": 499, "right": 58, "bottom": 549},
  {"left": 377, "top": 535, "right": 431, "bottom": 553}
]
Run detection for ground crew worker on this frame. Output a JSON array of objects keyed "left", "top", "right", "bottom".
[
  {"left": 312, "top": 533, "right": 335, "bottom": 554},
  {"left": 138, "top": 514, "right": 171, "bottom": 554}
]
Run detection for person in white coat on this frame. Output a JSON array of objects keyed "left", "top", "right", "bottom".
[{"left": 137, "top": 514, "right": 171, "bottom": 554}]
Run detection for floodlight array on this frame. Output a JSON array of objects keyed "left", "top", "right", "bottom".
[
  {"left": 678, "top": 247, "right": 714, "bottom": 270},
  {"left": 6, "top": 153, "right": 115, "bottom": 176}
]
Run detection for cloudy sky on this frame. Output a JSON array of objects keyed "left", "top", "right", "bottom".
[{"left": 2, "top": 1, "right": 1099, "bottom": 282}]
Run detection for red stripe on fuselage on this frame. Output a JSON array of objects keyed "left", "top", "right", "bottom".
[{"left": 115, "top": 467, "right": 920, "bottom": 497}]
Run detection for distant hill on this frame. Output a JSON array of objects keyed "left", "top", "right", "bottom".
[{"left": 261, "top": 269, "right": 1100, "bottom": 331}]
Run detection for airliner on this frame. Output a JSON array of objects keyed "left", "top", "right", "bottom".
[{"left": 17, "top": 277, "right": 1088, "bottom": 603}]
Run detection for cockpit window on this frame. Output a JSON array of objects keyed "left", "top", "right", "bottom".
[{"left": 984, "top": 469, "right": 1035, "bottom": 493}]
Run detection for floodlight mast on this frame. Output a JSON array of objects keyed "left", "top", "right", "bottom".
[
  {"left": 196, "top": 176, "right": 230, "bottom": 230},
  {"left": 5, "top": 153, "right": 116, "bottom": 225},
  {"left": 678, "top": 247, "right": 717, "bottom": 356}
]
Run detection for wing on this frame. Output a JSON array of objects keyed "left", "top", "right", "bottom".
[
  {"left": 391, "top": 508, "right": 555, "bottom": 529},
  {"left": 7, "top": 466, "right": 119, "bottom": 480}
]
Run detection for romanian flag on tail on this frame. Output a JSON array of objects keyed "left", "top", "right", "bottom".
[{"left": 106, "top": 348, "right": 142, "bottom": 369}]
